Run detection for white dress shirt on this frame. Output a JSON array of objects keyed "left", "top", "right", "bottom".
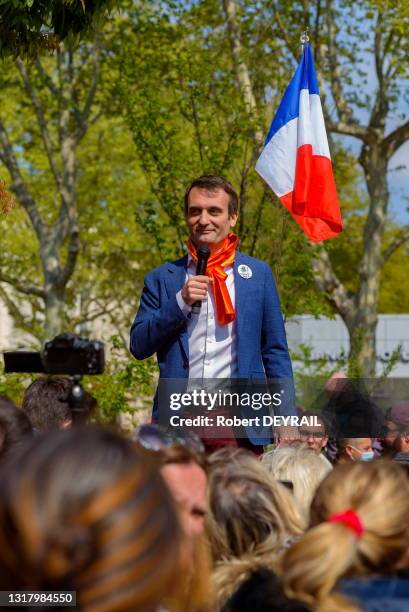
[{"left": 176, "top": 256, "right": 237, "bottom": 379}]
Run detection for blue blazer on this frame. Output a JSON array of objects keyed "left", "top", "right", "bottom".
[{"left": 130, "top": 252, "right": 294, "bottom": 444}]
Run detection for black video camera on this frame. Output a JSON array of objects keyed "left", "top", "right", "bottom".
[{"left": 3, "top": 333, "right": 105, "bottom": 376}]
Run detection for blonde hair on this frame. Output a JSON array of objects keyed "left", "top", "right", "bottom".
[
  {"left": 206, "top": 450, "right": 304, "bottom": 610},
  {"left": 261, "top": 444, "right": 332, "bottom": 521},
  {"left": 280, "top": 461, "right": 409, "bottom": 612}
]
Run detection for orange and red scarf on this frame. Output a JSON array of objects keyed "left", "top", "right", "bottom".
[{"left": 187, "top": 233, "right": 238, "bottom": 326}]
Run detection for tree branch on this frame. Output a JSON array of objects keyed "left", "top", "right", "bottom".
[
  {"left": 382, "top": 226, "right": 409, "bottom": 264},
  {"left": 311, "top": 245, "right": 356, "bottom": 325},
  {"left": 382, "top": 119, "right": 409, "bottom": 158},
  {"left": 73, "top": 303, "right": 119, "bottom": 326},
  {"left": 0, "top": 273, "right": 45, "bottom": 298},
  {"left": 58, "top": 229, "right": 80, "bottom": 288},
  {"left": 249, "top": 187, "right": 268, "bottom": 256},
  {"left": 222, "top": 0, "right": 264, "bottom": 146},
  {"left": 0, "top": 285, "right": 42, "bottom": 340},
  {"left": 325, "top": 0, "right": 354, "bottom": 125},
  {"left": 55, "top": 51, "right": 78, "bottom": 248},
  {"left": 273, "top": 9, "right": 298, "bottom": 63},
  {"left": 0, "top": 118, "right": 44, "bottom": 241},
  {"left": 35, "top": 57, "right": 59, "bottom": 97},
  {"left": 75, "top": 43, "right": 101, "bottom": 143},
  {"left": 326, "top": 119, "right": 375, "bottom": 144},
  {"left": 15, "top": 58, "right": 63, "bottom": 191},
  {"left": 368, "top": 10, "right": 389, "bottom": 133},
  {"left": 374, "top": 11, "right": 384, "bottom": 91}
]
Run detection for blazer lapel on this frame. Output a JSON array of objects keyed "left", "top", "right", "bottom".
[
  {"left": 164, "top": 256, "right": 187, "bottom": 296},
  {"left": 165, "top": 255, "right": 189, "bottom": 361}
]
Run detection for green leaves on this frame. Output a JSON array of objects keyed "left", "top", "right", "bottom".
[
  {"left": 84, "top": 335, "right": 156, "bottom": 423},
  {"left": 0, "top": 0, "right": 116, "bottom": 57}
]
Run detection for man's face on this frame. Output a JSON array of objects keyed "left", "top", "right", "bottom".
[
  {"left": 161, "top": 462, "right": 207, "bottom": 538},
  {"left": 186, "top": 187, "right": 237, "bottom": 251},
  {"left": 345, "top": 438, "right": 373, "bottom": 461},
  {"left": 299, "top": 422, "right": 328, "bottom": 454},
  {"left": 380, "top": 420, "right": 402, "bottom": 453},
  {"left": 397, "top": 432, "right": 409, "bottom": 453}
]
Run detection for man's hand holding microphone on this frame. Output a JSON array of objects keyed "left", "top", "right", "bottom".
[{"left": 181, "top": 245, "right": 211, "bottom": 313}]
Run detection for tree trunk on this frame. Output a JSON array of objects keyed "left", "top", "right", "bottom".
[
  {"left": 44, "top": 287, "right": 65, "bottom": 339},
  {"left": 347, "top": 314, "right": 377, "bottom": 377},
  {"left": 348, "top": 146, "right": 389, "bottom": 376}
]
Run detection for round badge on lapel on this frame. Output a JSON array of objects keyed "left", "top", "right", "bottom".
[{"left": 238, "top": 264, "right": 252, "bottom": 279}]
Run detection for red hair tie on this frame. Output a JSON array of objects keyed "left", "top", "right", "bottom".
[{"left": 328, "top": 509, "right": 364, "bottom": 538}]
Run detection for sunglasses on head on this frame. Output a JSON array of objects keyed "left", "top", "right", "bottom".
[{"left": 134, "top": 423, "right": 205, "bottom": 455}]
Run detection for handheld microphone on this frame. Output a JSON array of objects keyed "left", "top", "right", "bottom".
[{"left": 191, "top": 245, "right": 211, "bottom": 315}]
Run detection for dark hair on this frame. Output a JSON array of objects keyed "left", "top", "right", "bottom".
[
  {"left": 322, "top": 380, "right": 383, "bottom": 439},
  {"left": 224, "top": 568, "right": 309, "bottom": 612},
  {"left": 0, "top": 426, "right": 182, "bottom": 611},
  {"left": 184, "top": 175, "right": 239, "bottom": 216},
  {"left": 22, "top": 377, "right": 96, "bottom": 431},
  {"left": 0, "top": 395, "right": 33, "bottom": 463}
]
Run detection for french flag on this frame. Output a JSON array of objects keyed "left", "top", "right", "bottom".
[{"left": 256, "top": 44, "right": 342, "bottom": 242}]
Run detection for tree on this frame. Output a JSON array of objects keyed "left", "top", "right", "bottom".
[
  {"left": 0, "top": 41, "right": 101, "bottom": 339},
  {"left": 0, "top": 33, "right": 158, "bottom": 421},
  {"left": 0, "top": 38, "right": 157, "bottom": 346},
  {"left": 222, "top": 0, "right": 409, "bottom": 375},
  {"left": 309, "top": 0, "right": 409, "bottom": 375}
]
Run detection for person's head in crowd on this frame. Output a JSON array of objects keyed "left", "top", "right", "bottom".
[
  {"left": 379, "top": 402, "right": 409, "bottom": 457},
  {"left": 207, "top": 448, "right": 305, "bottom": 550},
  {"left": 223, "top": 568, "right": 310, "bottom": 612},
  {"left": 324, "top": 372, "right": 348, "bottom": 394},
  {"left": 391, "top": 424, "right": 409, "bottom": 475},
  {"left": 160, "top": 443, "right": 208, "bottom": 539},
  {"left": 134, "top": 424, "right": 211, "bottom": 611},
  {"left": 281, "top": 461, "right": 409, "bottom": 611},
  {"left": 394, "top": 426, "right": 409, "bottom": 452},
  {"left": 135, "top": 424, "right": 208, "bottom": 539},
  {"left": 275, "top": 427, "right": 303, "bottom": 448},
  {"left": 322, "top": 378, "right": 383, "bottom": 443},
  {"left": 22, "top": 376, "right": 96, "bottom": 431},
  {"left": 206, "top": 450, "right": 304, "bottom": 610},
  {"left": 0, "top": 426, "right": 183, "bottom": 612},
  {"left": 298, "top": 412, "right": 329, "bottom": 454},
  {"left": 156, "top": 446, "right": 210, "bottom": 611},
  {"left": 207, "top": 445, "right": 256, "bottom": 469},
  {"left": 337, "top": 436, "right": 374, "bottom": 463},
  {"left": 0, "top": 395, "right": 33, "bottom": 463},
  {"left": 261, "top": 444, "right": 332, "bottom": 521}
]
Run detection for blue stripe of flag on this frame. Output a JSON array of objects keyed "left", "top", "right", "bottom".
[{"left": 264, "top": 44, "right": 319, "bottom": 145}]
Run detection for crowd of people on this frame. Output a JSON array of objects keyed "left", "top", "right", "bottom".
[{"left": 0, "top": 377, "right": 408, "bottom": 611}]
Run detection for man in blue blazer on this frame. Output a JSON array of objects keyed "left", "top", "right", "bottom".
[{"left": 130, "top": 175, "right": 294, "bottom": 447}]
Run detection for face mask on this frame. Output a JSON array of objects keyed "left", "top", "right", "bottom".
[
  {"left": 360, "top": 450, "right": 375, "bottom": 462},
  {"left": 350, "top": 446, "right": 374, "bottom": 462}
]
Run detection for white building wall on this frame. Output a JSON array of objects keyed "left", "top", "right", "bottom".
[
  {"left": 2, "top": 298, "right": 409, "bottom": 377},
  {"left": 285, "top": 315, "right": 409, "bottom": 377}
]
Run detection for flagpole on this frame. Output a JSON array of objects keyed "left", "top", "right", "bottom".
[{"left": 300, "top": 28, "right": 309, "bottom": 53}]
